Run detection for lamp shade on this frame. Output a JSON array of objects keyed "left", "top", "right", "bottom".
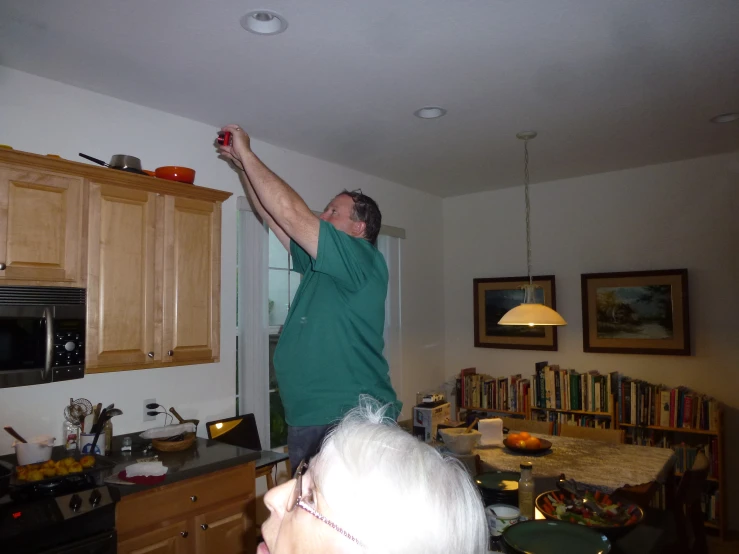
[{"left": 498, "top": 303, "right": 567, "bottom": 326}]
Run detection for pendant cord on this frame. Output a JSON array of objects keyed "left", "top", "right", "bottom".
[{"left": 524, "top": 139, "right": 532, "bottom": 286}]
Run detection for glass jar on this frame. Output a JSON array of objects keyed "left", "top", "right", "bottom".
[
  {"left": 63, "top": 421, "right": 80, "bottom": 451},
  {"left": 518, "top": 461, "right": 535, "bottom": 520}
]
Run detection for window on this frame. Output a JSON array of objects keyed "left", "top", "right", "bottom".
[{"left": 267, "top": 230, "right": 301, "bottom": 447}]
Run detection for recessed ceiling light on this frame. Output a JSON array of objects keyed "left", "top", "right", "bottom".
[
  {"left": 240, "top": 10, "right": 288, "bottom": 35},
  {"left": 710, "top": 112, "right": 739, "bottom": 124},
  {"left": 414, "top": 107, "right": 447, "bottom": 119}
]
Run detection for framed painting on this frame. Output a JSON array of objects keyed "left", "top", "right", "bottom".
[
  {"left": 473, "top": 275, "right": 559, "bottom": 351},
  {"left": 581, "top": 269, "right": 690, "bottom": 355}
]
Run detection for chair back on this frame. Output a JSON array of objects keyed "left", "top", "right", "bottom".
[
  {"left": 500, "top": 417, "right": 553, "bottom": 435},
  {"left": 558, "top": 425, "right": 625, "bottom": 444},
  {"left": 206, "top": 413, "right": 262, "bottom": 451},
  {"left": 672, "top": 451, "right": 709, "bottom": 554}
]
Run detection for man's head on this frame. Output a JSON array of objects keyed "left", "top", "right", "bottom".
[{"left": 319, "top": 189, "right": 382, "bottom": 246}]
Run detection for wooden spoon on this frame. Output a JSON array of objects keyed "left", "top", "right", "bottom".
[
  {"left": 3, "top": 426, "right": 27, "bottom": 443},
  {"left": 465, "top": 418, "right": 479, "bottom": 433}
]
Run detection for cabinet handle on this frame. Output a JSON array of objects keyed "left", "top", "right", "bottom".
[
  {"left": 168, "top": 350, "right": 174, "bottom": 356},
  {"left": 0, "top": 263, "right": 5, "bottom": 270},
  {"left": 180, "top": 531, "right": 188, "bottom": 538},
  {"left": 148, "top": 352, "right": 154, "bottom": 358},
  {"left": 201, "top": 524, "right": 209, "bottom": 531},
  {"left": 190, "top": 495, "right": 197, "bottom": 502}
]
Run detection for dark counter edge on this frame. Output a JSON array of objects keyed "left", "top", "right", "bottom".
[{"left": 0, "top": 432, "right": 289, "bottom": 498}]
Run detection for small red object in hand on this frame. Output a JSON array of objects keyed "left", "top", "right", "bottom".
[{"left": 217, "top": 131, "right": 232, "bottom": 146}]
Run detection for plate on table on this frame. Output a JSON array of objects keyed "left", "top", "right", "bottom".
[
  {"left": 535, "top": 489, "right": 644, "bottom": 538},
  {"left": 503, "top": 520, "right": 611, "bottom": 554},
  {"left": 503, "top": 433, "right": 552, "bottom": 454}
]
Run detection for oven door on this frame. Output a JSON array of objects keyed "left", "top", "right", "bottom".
[
  {"left": 36, "top": 530, "right": 117, "bottom": 554},
  {"left": 0, "top": 305, "right": 50, "bottom": 388}
]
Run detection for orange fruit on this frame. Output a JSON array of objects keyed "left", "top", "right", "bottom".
[
  {"left": 508, "top": 433, "right": 520, "bottom": 443},
  {"left": 524, "top": 437, "right": 541, "bottom": 449},
  {"left": 519, "top": 432, "right": 531, "bottom": 440}
]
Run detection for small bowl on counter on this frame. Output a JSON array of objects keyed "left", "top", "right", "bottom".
[
  {"left": 155, "top": 166, "right": 196, "bottom": 184},
  {"left": 14, "top": 436, "right": 55, "bottom": 466}
]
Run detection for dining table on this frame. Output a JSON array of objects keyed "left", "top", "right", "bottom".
[
  {"left": 475, "top": 431, "right": 675, "bottom": 494},
  {"left": 472, "top": 431, "right": 677, "bottom": 554}
]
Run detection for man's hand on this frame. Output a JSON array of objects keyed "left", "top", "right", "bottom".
[{"left": 216, "top": 124, "right": 251, "bottom": 170}]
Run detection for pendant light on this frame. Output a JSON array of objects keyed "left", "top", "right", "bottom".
[{"left": 498, "top": 131, "right": 567, "bottom": 327}]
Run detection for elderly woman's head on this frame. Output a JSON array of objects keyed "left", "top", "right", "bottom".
[{"left": 259, "top": 399, "right": 488, "bottom": 554}]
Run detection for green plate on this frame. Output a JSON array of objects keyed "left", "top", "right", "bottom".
[
  {"left": 503, "top": 520, "right": 611, "bottom": 554},
  {"left": 475, "top": 471, "right": 520, "bottom": 492}
]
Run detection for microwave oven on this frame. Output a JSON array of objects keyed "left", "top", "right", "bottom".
[{"left": 0, "top": 286, "right": 86, "bottom": 389}]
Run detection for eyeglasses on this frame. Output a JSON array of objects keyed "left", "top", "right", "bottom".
[{"left": 288, "top": 460, "right": 363, "bottom": 546}]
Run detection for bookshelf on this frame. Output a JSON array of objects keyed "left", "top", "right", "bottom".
[
  {"left": 622, "top": 408, "right": 725, "bottom": 539},
  {"left": 531, "top": 395, "right": 616, "bottom": 434},
  {"left": 455, "top": 368, "right": 532, "bottom": 420}
]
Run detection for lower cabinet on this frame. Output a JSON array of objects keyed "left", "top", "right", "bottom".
[
  {"left": 117, "top": 463, "right": 256, "bottom": 554},
  {"left": 118, "top": 521, "right": 190, "bottom": 554}
]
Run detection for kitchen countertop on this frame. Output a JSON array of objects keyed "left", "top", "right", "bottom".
[
  {"left": 105, "top": 432, "right": 288, "bottom": 496},
  {"left": 0, "top": 432, "right": 289, "bottom": 499}
]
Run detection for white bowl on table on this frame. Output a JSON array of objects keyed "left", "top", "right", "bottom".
[{"left": 439, "top": 428, "right": 482, "bottom": 454}]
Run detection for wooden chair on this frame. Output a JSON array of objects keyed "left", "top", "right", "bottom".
[
  {"left": 558, "top": 425, "right": 625, "bottom": 444},
  {"left": 671, "top": 452, "right": 710, "bottom": 554},
  {"left": 500, "top": 417, "right": 553, "bottom": 435},
  {"left": 206, "top": 414, "right": 280, "bottom": 490}
]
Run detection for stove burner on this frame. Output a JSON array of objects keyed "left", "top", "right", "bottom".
[{"left": 10, "top": 474, "right": 98, "bottom": 503}]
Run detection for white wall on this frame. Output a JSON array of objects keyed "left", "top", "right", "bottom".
[
  {"left": 443, "top": 152, "right": 739, "bottom": 528},
  {"left": 0, "top": 66, "right": 444, "bottom": 455}
]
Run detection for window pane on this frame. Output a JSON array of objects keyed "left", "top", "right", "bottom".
[
  {"left": 269, "top": 269, "right": 290, "bottom": 326},
  {"left": 289, "top": 271, "right": 301, "bottom": 304},
  {"left": 268, "top": 230, "right": 289, "bottom": 269}
]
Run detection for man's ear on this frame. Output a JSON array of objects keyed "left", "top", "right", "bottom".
[{"left": 352, "top": 220, "right": 367, "bottom": 239}]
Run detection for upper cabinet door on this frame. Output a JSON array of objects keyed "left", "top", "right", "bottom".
[
  {"left": 0, "top": 166, "right": 84, "bottom": 283},
  {"left": 162, "top": 196, "right": 221, "bottom": 363},
  {"left": 86, "top": 183, "right": 162, "bottom": 370}
]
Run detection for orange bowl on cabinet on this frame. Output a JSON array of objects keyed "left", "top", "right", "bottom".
[{"left": 154, "top": 166, "right": 195, "bottom": 184}]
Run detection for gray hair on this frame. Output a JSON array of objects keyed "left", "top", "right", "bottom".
[{"left": 311, "top": 397, "right": 488, "bottom": 554}]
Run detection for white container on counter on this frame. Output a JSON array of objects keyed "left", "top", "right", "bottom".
[{"left": 14, "top": 435, "right": 55, "bottom": 466}]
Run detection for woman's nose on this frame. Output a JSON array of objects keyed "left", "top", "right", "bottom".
[{"left": 264, "top": 479, "right": 295, "bottom": 514}]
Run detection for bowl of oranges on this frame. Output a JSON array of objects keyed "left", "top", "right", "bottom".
[{"left": 503, "top": 431, "right": 552, "bottom": 454}]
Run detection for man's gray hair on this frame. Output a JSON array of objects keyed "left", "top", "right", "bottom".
[{"left": 311, "top": 396, "right": 488, "bottom": 554}]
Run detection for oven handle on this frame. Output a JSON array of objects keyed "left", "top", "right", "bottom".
[{"left": 43, "top": 307, "right": 54, "bottom": 382}]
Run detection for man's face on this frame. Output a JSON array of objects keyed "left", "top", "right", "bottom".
[{"left": 319, "top": 194, "right": 365, "bottom": 238}]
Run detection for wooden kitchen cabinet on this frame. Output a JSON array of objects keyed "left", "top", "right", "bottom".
[
  {"left": 162, "top": 196, "right": 221, "bottom": 363},
  {"left": 117, "top": 463, "right": 257, "bottom": 554},
  {"left": 0, "top": 148, "right": 230, "bottom": 373},
  {"left": 86, "top": 183, "right": 163, "bottom": 369},
  {"left": 118, "top": 520, "right": 190, "bottom": 554},
  {"left": 194, "top": 499, "right": 253, "bottom": 554},
  {"left": 0, "top": 164, "right": 84, "bottom": 284}
]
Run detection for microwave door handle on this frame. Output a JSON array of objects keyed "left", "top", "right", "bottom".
[{"left": 43, "top": 307, "right": 54, "bottom": 382}]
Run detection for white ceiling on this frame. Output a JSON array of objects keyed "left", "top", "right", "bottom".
[{"left": 1, "top": 0, "right": 737, "bottom": 197}]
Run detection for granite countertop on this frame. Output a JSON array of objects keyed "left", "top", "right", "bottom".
[
  {"left": 475, "top": 432, "right": 675, "bottom": 493},
  {"left": 0, "top": 432, "right": 289, "bottom": 499},
  {"left": 104, "top": 432, "right": 288, "bottom": 496}
]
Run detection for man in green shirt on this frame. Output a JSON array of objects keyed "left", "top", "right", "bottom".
[{"left": 217, "top": 124, "right": 401, "bottom": 472}]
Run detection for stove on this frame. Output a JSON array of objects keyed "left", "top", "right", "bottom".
[{"left": 0, "top": 476, "right": 119, "bottom": 553}]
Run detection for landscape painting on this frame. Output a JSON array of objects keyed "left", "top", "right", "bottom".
[
  {"left": 474, "top": 275, "right": 558, "bottom": 351},
  {"left": 582, "top": 270, "right": 690, "bottom": 355}
]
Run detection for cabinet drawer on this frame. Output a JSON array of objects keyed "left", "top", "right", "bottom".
[{"left": 117, "top": 463, "right": 255, "bottom": 535}]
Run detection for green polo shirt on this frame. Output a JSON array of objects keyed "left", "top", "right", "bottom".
[{"left": 273, "top": 220, "right": 401, "bottom": 426}]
